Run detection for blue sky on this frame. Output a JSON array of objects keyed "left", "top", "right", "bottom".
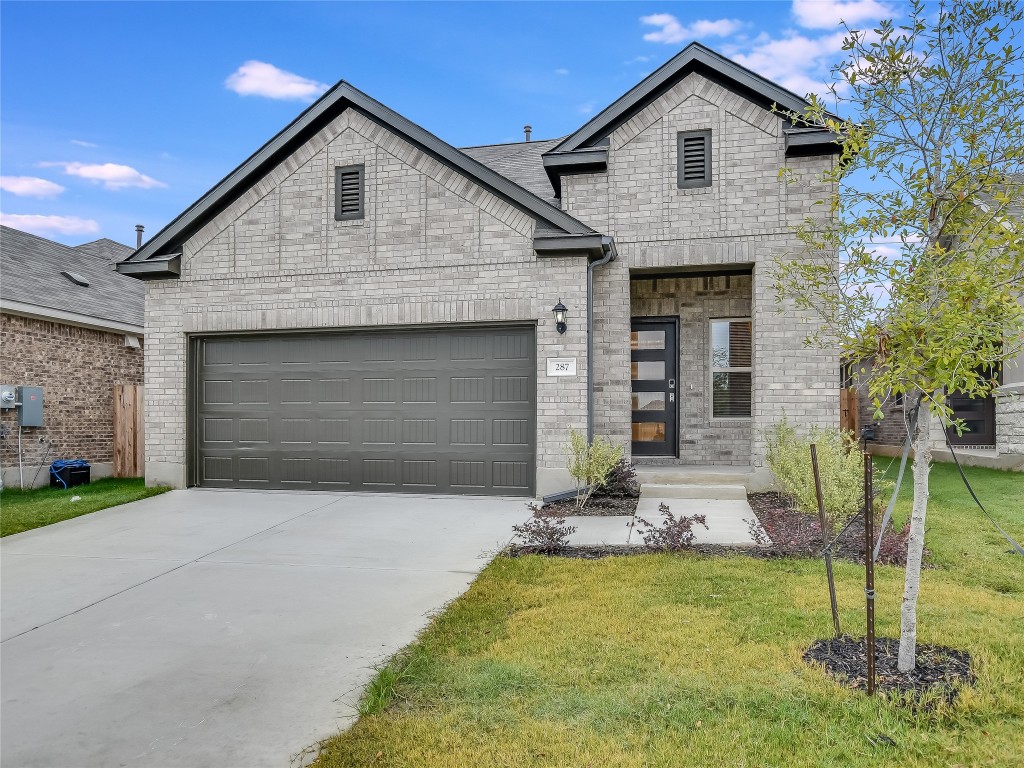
[{"left": 0, "top": 0, "right": 901, "bottom": 246}]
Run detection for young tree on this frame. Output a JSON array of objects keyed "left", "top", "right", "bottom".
[{"left": 776, "top": 0, "right": 1024, "bottom": 671}]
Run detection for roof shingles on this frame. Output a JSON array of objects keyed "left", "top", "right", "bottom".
[{"left": 0, "top": 226, "right": 143, "bottom": 329}]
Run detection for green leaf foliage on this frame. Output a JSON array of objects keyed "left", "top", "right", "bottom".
[{"left": 774, "top": 0, "right": 1024, "bottom": 422}]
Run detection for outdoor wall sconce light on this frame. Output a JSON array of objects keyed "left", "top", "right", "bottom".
[{"left": 552, "top": 299, "right": 568, "bottom": 334}]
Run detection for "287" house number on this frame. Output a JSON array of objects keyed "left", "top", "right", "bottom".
[{"left": 546, "top": 358, "right": 578, "bottom": 376}]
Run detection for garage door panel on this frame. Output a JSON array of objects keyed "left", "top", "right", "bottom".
[{"left": 195, "top": 326, "right": 535, "bottom": 495}]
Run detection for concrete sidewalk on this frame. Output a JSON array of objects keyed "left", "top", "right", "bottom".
[
  {"left": 562, "top": 495, "right": 761, "bottom": 547},
  {"left": 1, "top": 489, "right": 524, "bottom": 768}
]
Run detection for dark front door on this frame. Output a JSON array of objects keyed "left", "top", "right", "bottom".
[{"left": 630, "top": 318, "right": 679, "bottom": 456}]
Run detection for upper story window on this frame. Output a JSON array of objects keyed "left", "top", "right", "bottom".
[
  {"left": 677, "top": 130, "right": 711, "bottom": 189},
  {"left": 711, "top": 318, "right": 752, "bottom": 418},
  {"left": 335, "top": 164, "right": 365, "bottom": 221}
]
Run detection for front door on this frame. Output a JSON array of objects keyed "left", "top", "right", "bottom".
[{"left": 630, "top": 318, "right": 679, "bottom": 456}]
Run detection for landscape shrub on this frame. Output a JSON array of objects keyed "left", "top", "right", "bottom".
[
  {"left": 633, "top": 503, "right": 708, "bottom": 551},
  {"left": 764, "top": 418, "right": 890, "bottom": 534},
  {"left": 566, "top": 429, "right": 623, "bottom": 511},
  {"left": 512, "top": 503, "right": 577, "bottom": 551},
  {"left": 591, "top": 457, "right": 641, "bottom": 499}
]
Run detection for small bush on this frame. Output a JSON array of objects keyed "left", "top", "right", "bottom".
[
  {"left": 764, "top": 418, "right": 890, "bottom": 534},
  {"left": 512, "top": 503, "right": 577, "bottom": 550},
  {"left": 634, "top": 502, "right": 708, "bottom": 551},
  {"left": 746, "top": 502, "right": 823, "bottom": 556},
  {"left": 566, "top": 429, "right": 623, "bottom": 511},
  {"left": 592, "top": 457, "right": 641, "bottom": 499}
]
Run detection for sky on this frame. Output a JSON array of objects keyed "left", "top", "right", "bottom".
[{"left": 0, "top": 0, "right": 904, "bottom": 247}]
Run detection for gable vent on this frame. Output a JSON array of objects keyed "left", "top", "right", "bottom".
[
  {"left": 678, "top": 130, "right": 711, "bottom": 188},
  {"left": 61, "top": 271, "right": 90, "bottom": 287},
  {"left": 335, "top": 164, "right": 365, "bottom": 221}
]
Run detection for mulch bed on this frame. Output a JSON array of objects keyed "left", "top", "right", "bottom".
[
  {"left": 805, "top": 635, "right": 974, "bottom": 705},
  {"left": 748, "top": 492, "right": 913, "bottom": 566},
  {"left": 504, "top": 543, "right": 765, "bottom": 560},
  {"left": 540, "top": 495, "right": 639, "bottom": 517}
]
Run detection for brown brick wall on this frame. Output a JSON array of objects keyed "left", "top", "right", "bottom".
[{"left": 0, "top": 313, "right": 144, "bottom": 473}]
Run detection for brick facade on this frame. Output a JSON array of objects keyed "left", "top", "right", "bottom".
[
  {"left": 576, "top": 72, "right": 839, "bottom": 470},
  {"left": 140, "top": 71, "right": 840, "bottom": 491},
  {"left": 1, "top": 313, "right": 144, "bottom": 486},
  {"left": 996, "top": 384, "right": 1024, "bottom": 456},
  {"left": 144, "top": 110, "right": 588, "bottom": 492}
]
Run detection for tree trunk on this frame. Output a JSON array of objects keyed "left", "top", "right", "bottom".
[{"left": 898, "top": 411, "right": 932, "bottom": 672}]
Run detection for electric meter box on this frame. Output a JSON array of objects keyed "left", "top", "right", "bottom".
[
  {"left": 16, "top": 386, "right": 44, "bottom": 427},
  {"left": 0, "top": 385, "right": 15, "bottom": 409}
]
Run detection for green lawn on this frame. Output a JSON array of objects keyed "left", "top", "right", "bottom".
[
  {"left": 1, "top": 477, "right": 170, "bottom": 537},
  {"left": 314, "top": 461, "right": 1023, "bottom": 767}
]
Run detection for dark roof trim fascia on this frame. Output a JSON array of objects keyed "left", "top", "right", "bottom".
[
  {"left": 784, "top": 128, "right": 842, "bottom": 156},
  {"left": 541, "top": 148, "right": 610, "bottom": 198},
  {"left": 126, "top": 81, "right": 595, "bottom": 268},
  {"left": 534, "top": 233, "right": 610, "bottom": 259},
  {"left": 116, "top": 254, "right": 181, "bottom": 280},
  {"left": 547, "top": 42, "right": 838, "bottom": 157}
]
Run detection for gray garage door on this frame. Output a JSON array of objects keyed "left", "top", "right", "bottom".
[{"left": 193, "top": 326, "right": 536, "bottom": 495}]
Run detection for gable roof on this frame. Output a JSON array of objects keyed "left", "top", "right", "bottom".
[
  {"left": 119, "top": 82, "right": 600, "bottom": 279},
  {"left": 541, "top": 42, "right": 840, "bottom": 195},
  {"left": 461, "top": 137, "right": 562, "bottom": 203},
  {"left": 0, "top": 226, "right": 143, "bottom": 331},
  {"left": 549, "top": 42, "right": 837, "bottom": 155}
]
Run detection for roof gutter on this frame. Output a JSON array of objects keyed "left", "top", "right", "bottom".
[{"left": 116, "top": 254, "right": 181, "bottom": 280}]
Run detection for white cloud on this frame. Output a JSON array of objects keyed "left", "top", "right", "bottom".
[
  {"left": 626, "top": 55, "right": 656, "bottom": 64},
  {"left": 41, "top": 161, "right": 167, "bottom": 190},
  {"left": 225, "top": 60, "right": 330, "bottom": 101},
  {"left": 0, "top": 176, "right": 65, "bottom": 198},
  {"left": 0, "top": 212, "right": 99, "bottom": 235},
  {"left": 70, "top": 139, "right": 98, "bottom": 148},
  {"left": 578, "top": 102, "right": 596, "bottom": 116},
  {"left": 792, "top": 0, "right": 895, "bottom": 30},
  {"left": 555, "top": 68, "right": 570, "bottom": 76},
  {"left": 641, "top": 14, "right": 744, "bottom": 44},
  {"left": 730, "top": 30, "right": 848, "bottom": 97}
]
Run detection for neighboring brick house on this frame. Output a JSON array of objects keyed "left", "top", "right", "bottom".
[
  {"left": 118, "top": 42, "right": 839, "bottom": 496},
  {"left": 1, "top": 226, "right": 144, "bottom": 487}
]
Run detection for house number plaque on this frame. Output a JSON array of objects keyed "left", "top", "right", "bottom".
[{"left": 546, "top": 358, "right": 578, "bottom": 376}]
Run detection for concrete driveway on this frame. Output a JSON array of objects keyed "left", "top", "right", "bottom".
[{"left": 1, "top": 489, "right": 526, "bottom": 768}]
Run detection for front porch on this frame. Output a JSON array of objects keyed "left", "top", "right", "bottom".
[{"left": 628, "top": 267, "right": 754, "bottom": 467}]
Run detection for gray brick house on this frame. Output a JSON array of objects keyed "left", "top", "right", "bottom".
[
  {"left": 1, "top": 226, "right": 143, "bottom": 487},
  {"left": 118, "top": 43, "right": 839, "bottom": 496}
]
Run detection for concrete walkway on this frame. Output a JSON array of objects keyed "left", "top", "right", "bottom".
[
  {"left": 1, "top": 489, "right": 525, "bottom": 768},
  {"left": 563, "top": 493, "right": 761, "bottom": 547}
]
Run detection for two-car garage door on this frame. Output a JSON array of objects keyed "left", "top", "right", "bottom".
[{"left": 193, "top": 326, "right": 536, "bottom": 495}]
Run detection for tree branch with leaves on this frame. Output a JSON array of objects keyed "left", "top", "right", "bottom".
[{"left": 775, "top": 0, "right": 1024, "bottom": 672}]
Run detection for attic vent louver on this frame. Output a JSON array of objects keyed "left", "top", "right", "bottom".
[
  {"left": 61, "top": 271, "right": 90, "bottom": 287},
  {"left": 677, "top": 130, "right": 711, "bottom": 189},
  {"left": 335, "top": 164, "right": 365, "bottom": 221}
]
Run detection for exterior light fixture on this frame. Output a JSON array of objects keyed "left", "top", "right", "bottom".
[{"left": 552, "top": 299, "right": 568, "bottom": 334}]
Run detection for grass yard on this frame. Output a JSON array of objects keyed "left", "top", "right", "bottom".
[
  {"left": 315, "top": 461, "right": 1024, "bottom": 767},
  {"left": 1, "top": 477, "right": 170, "bottom": 537}
]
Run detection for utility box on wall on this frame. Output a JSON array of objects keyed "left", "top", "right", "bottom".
[{"left": 16, "top": 386, "right": 44, "bottom": 427}]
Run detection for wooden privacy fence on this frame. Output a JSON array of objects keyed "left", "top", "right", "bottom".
[
  {"left": 113, "top": 384, "right": 144, "bottom": 477},
  {"left": 840, "top": 387, "right": 859, "bottom": 434}
]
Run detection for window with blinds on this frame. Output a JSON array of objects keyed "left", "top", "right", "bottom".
[
  {"left": 677, "top": 130, "right": 711, "bottom": 188},
  {"left": 335, "top": 164, "right": 365, "bottom": 221},
  {"left": 710, "top": 318, "right": 752, "bottom": 418}
]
